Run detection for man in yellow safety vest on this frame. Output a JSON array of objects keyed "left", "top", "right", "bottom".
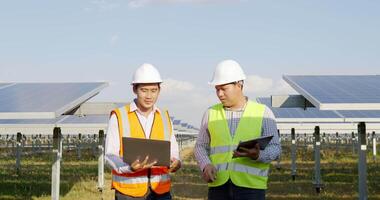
[
  {"left": 105, "top": 63, "right": 181, "bottom": 200},
  {"left": 194, "top": 59, "right": 281, "bottom": 200}
]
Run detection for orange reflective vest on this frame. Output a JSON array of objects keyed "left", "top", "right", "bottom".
[{"left": 111, "top": 104, "right": 172, "bottom": 197}]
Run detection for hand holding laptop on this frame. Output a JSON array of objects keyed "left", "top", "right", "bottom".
[
  {"left": 130, "top": 155, "right": 157, "bottom": 172},
  {"left": 130, "top": 156, "right": 180, "bottom": 172}
]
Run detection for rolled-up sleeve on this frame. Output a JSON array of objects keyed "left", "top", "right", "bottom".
[
  {"left": 194, "top": 110, "right": 212, "bottom": 171},
  {"left": 257, "top": 106, "right": 281, "bottom": 163},
  {"left": 105, "top": 114, "right": 132, "bottom": 173}
]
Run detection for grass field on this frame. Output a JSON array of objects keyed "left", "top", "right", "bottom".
[{"left": 1, "top": 143, "right": 380, "bottom": 200}]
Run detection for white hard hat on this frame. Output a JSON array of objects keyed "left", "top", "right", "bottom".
[
  {"left": 209, "top": 59, "right": 246, "bottom": 85},
  {"left": 131, "top": 63, "right": 163, "bottom": 84}
]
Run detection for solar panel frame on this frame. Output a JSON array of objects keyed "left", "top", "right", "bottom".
[
  {"left": 0, "top": 83, "right": 15, "bottom": 90},
  {"left": 0, "top": 115, "right": 109, "bottom": 128},
  {"left": 283, "top": 75, "right": 380, "bottom": 110},
  {"left": 335, "top": 110, "right": 380, "bottom": 122},
  {"left": 173, "top": 120, "right": 181, "bottom": 125},
  {"left": 0, "top": 82, "right": 108, "bottom": 119},
  {"left": 259, "top": 97, "right": 380, "bottom": 123},
  {"left": 0, "top": 117, "right": 62, "bottom": 128},
  {"left": 57, "top": 115, "right": 109, "bottom": 128},
  {"left": 257, "top": 97, "right": 344, "bottom": 123}
]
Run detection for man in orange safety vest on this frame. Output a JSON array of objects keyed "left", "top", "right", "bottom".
[{"left": 105, "top": 63, "right": 181, "bottom": 200}]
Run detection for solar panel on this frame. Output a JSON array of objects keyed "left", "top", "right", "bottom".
[
  {"left": 0, "top": 83, "right": 14, "bottom": 90},
  {"left": 283, "top": 75, "right": 380, "bottom": 110},
  {"left": 335, "top": 110, "right": 380, "bottom": 122},
  {"left": 57, "top": 115, "right": 109, "bottom": 128},
  {"left": 257, "top": 97, "right": 343, "bottom": 122},
  {"left": 0, "top": 115, "right": 109, "bottom": 128},
  {"left": 181, "top": 123, "right": 188, "bottom": 127},
  {"left": 58, "top": 115, "right": 109, "bottom": 124},
  {"left": 0, "top": 118, "right": 59, "bottom": 126},
  {"left": 259, "top": 97, "right": 380, "bottom": 123},
  {"left": 0, "top": 82, "right": 108, "bottom": 119}
]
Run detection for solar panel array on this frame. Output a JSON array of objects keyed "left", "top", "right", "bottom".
[
  {"left": 0, "top": 83, "right": 13, "bottom": 89},
  {"left": 0, "top": 118, "right": 59, "bottom": 126},
  {"left": 283, "top": 75, "right": 380, "bottom": 110},
  {"left": 0, "top": 115, "right": 109, "bottom": 127},
  {"left": 173, "top": 120, "right": 181, "bottom": 125},
  {"left": 258, "top": 97, "right": 380, "bottom": 122},
  {"left": 0, "top": 82, "right": 108, "bottom": 119},
  {"left": 0, "top": 83, "right": 196, "bottom": 133},
  {"left": 257, "top": 98, "right": 341, "bottom": 122},
  {"left": 59, "top": 115, "right": 109, "bottom": 125}
]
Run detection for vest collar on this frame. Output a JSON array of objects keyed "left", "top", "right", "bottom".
[{"left": 223, "top": 96, "right": 249, "bottom": 112}]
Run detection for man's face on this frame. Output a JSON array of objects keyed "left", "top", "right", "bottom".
[
  {"left": 134, "top": 83, "right": 160, "bottom": 110},
  {"left": 215, "top": 83, "right": 242, "bottom": 107}
]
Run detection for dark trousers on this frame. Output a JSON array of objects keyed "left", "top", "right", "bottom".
[
  {"left": 115, "top": 190, "right": 172, "bottom": 200},
  {"left": 208, "top": 180, "right": 265, "bottom": 200}
]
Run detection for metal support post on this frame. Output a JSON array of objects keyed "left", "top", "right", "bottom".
[
  {"left": 98, "top": 130, "right": 105, "bottom": 191},
  {"left": 16, "top": 132, "right": 22, "bottom": 174},
  {"left": 291, "top": 128, "right": 297, "bottom": 181},
  {"left": 52, "top": 127, "right": 62, "bottom": 200},
  {"left": 358, "top": 122, "right": 367, "bottom": 200},
  {"left": 313, "top": 127, "right": 323, "bottom": 193}
]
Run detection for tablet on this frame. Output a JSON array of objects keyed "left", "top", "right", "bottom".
[
  {"left": 236, "top": 135, "right": 274, "bottom": 151},
  {"left": 122, "top": 137, "right": 171, "bottom": 167}
]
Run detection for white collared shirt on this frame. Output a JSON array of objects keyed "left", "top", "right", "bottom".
[
  {"left": 105, "top": 101, "right": 180, "bottom": 160},
  {"left": 129, "top": 100, "right": 159, "bottom": 139}
]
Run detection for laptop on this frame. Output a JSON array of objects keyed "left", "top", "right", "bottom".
[{"left": 122, "top": 137, "right": 171, "bottom": 167}]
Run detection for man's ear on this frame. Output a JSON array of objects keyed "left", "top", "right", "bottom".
[
  {"left": 133, "top": 84, "right": 139, "bottom": 94},
  {"left": 237, "top": 81, "right": 244, "bottom": 90}
]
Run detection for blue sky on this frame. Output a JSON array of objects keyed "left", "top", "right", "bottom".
[{"left": 1, "top": 0, "right": 379, "bottom": 126}]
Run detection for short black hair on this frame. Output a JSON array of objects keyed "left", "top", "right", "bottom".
[{"left": 234, "top": 80, "right": 244, "bottom": 90}]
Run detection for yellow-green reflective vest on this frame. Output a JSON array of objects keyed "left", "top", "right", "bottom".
[{"left": 208, "top": 101, "right": 270, "bottom": 189}]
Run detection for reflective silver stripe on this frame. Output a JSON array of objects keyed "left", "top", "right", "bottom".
[
  {"left": 119, "top": 107, "right": 131, "bottom": 137},
  {"left": 210, "top": 145, "right": 237, "bottom": 155},
  {"left": 232, "top": 163, "right": 269, "bottom": 177},
  {"left": 215, "top": 163, "right": 229, "bottom": 171},
  {"left": 150, "top": 174, "right": 170, "bottom": 183},
  {"left": 112, "top": 174, "right": 148, "bottom": 184},
  {"left": 215, "top": 163, "right": 269, "bottom": 177},
  {"left": 161, "top": 110, "right": 170, "bottom": 141}
]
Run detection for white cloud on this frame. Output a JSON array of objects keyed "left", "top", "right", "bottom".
[
  {"left": 161, "top": 78, "right": 195, "bottom": 93},
  {"left": 244, "top": 75, "right": 274, "bottom": 94},
  {"left": 84, "top": 0, "right": 239, "bottom": 10},
  {"left": 128, "top": 0, "right": 238, "bottom": 8},
  {"left": 110, "top": 34, "right": 120, "bottom": 45},
  {"left": 244, "top": 75, "right": 297, "bottom": 98},
  {"left": 83, "top": 7, "right": 92, "bottom": 12},
  {"left": 85, "top": 0, "right": 120, "bottom": 12},
  {"left": 271, "top": 79, "right": 297, "bottom": 95},
  {"left": 158, "top": 78, "right": 216, "bottom": 126},
  {"left": 157, "top": 76, "right": 296, "bottom": 126},
  {"left": 156, "top": 76, "right": 297, "bottom": 126},
  {"left": 128, "top": 0, "right": 152, "bottom": 8}
]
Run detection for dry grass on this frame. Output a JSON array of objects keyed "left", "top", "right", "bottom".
[{"left": 1, "top": 145, "right": 380, "bottom": 199}]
